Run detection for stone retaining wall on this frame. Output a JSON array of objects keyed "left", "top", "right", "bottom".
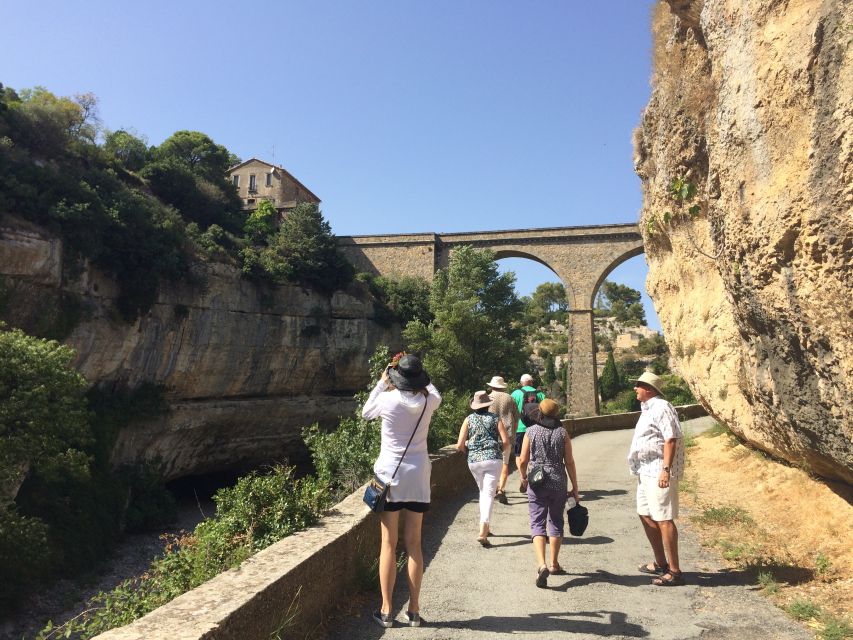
[{"left": 564, "top": 404, "right": 708, "bottom": 438}]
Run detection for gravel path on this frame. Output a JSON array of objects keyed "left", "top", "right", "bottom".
[{"left": 326, "top": 417, "right": 812, "bottom": 639}]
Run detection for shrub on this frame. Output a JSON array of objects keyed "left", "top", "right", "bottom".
[
  {"left": 0, "top": 503, "right": 50, "bottom": 610},
  {"left": 40, "top": 466, "right": 327, "bottom": 639},
  {"left": 600, "top": 389, "right": 640, "bottom": 414}
]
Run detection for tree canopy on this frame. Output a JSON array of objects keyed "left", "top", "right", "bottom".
[
  {"left": 403, "top": 245, "right": 527, "bottom": 392},
  {"left": 595, "top": 280, "right": 646, "bottom": 326},
  {"left": 523, "top": 281, "right": 568, "bottom": 327}
]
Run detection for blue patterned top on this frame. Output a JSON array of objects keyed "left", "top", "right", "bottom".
[{"left": 466, "top": 412, "right": 502, "bottom": 463}]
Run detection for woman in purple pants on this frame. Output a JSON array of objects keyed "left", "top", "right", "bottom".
[{"left": 519, "top": 398, "right": 580, "bottom": 588}]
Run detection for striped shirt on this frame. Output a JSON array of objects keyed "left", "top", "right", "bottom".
[{"left": 627, "top": 396, "right": 685, "bottom": 480}]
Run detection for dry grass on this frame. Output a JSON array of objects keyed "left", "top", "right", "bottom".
[{"left": 683, "top": 427, "right": 853, "bottom": 636}]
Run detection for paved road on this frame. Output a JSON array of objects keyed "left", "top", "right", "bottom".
[{"left": 327, "top": 418, "right": 810, "bottom": 639}]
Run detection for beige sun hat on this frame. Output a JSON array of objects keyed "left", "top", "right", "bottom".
[
  {"left": 487, "top": 376, "right": 507, "bottom": 389},
  {"left": 634, "top": 371, "right": 666, "bottom": 398},
  {"left": 470, "top": 390, "right": 494, "bottom": 410}
]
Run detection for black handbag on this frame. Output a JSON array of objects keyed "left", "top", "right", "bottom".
[
  {"left": 568, "top": 503, "right": 589, "bottom": 536},
  {"left": 363, "top": 475, "right": 390, "bottom": 512},
  {"left": 363, "top": 400, "right": 428, "bottom": 512},
  {"left": 528, "top": 463, "right": 547, "bottom": 489}
]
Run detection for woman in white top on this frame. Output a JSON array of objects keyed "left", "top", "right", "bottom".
[{"left": 362, "top": 355, "right": 441, "bottom": 628}]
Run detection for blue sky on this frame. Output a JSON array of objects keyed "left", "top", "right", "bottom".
[{"left": 2, "top": 0, "right": 661, "bottom": 329}]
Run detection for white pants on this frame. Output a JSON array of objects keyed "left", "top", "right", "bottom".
[{"left": 468, "top": 459, "right": 503, "bottom": 524}]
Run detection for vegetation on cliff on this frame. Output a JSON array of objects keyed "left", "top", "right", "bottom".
[{"left": 0, "top": 83, "right": 353, "bottom": 323}]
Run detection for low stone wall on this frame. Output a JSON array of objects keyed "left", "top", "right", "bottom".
[
  {"left": 564, "top": 404, "right": 708, "bottom": 438},
  {"left": 94, "top": 445, "right": 469, "bottom": 640}
]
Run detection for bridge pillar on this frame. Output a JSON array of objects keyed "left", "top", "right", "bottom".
[{"left": 567, "top": 309, "right": 599, "bottom": 416}]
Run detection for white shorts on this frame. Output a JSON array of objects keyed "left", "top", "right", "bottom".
[{"left": 636, "top": 475, "right": 679, "bottom": 521}]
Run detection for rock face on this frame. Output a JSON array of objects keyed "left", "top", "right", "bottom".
[
  {"left": 634, "top": 1, "right": 852, "bottom": 483},
  {"left": 0, "top": 216, "right": 398, "bottom": 480}
]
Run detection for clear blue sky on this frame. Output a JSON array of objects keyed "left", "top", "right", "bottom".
[{"left": 2, "top": 0, "right": 661, "bottom": 329}]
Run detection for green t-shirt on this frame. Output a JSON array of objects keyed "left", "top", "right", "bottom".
[{"left": 511, "top": 386, "right": 545, "bottom": 433}]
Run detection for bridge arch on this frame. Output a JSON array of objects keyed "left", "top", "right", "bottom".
[{"left": 338, "top": 224, "right": 644, "bottom": 415}]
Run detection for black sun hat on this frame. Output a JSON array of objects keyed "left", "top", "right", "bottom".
[{"left": 388, "top": 354, "right": 431, "bottom": 391}]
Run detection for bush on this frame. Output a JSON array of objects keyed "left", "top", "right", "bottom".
[
  {"left": 601, "top": 388, "right": 640, "bottom": 414},
  {"left": 427, "top": 388, "right": 470, "bottom": 453},
  {"left": 0, "top": 503, "right": 50, "bottom": 610},
  {"left": 41, "top": 466, "right": 327, "bottom": 639}
]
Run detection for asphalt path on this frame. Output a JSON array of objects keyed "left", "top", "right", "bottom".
[{"left": 326, "top": 417, "right": 811, "bottom": 639}]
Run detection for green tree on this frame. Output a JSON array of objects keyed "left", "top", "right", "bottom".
[
  {"left": 0, "top": 328, "right": 91, "bottom": 499},
  {"left": 524, "top": 281, "right": 568, "bottom": 327},
  {"left": 543, "top": 353, "right": 556, "bottom": 386},
  {"left": 243, "top": 199, "right": 278, "bottom": 241},
  {"left": 103, "top": 129, "right": 149, "bottom": 171},
  {"left": 153, "top": 130, "right": 233, "bottom": 183},
  {"left": 599, "top": 351, "right": 621, "bottom": 401},
  {"left": 241, "top": 202, "right": 353, "bottom": 291},
  {"left": 403, "top": 245, "right": 526, "bottom": 392},
  {"left": 595, "top": 280, "right": 646, "bottom": 326}
]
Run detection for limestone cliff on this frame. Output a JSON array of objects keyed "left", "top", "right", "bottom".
[
  {"left": 0, "top": 216, "right": 398, "bottom": 480},
  {"left": 634, "top": 0, "right": 852, "bottom": 483}
]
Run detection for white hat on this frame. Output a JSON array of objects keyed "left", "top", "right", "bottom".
[
  {"left": 634, "top": 371, "right": 666, "bottom": 398},
  {"left": 487, "top": 376, "right": 507, "bottom": 389}
]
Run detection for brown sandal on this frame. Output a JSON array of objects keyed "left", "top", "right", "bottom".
[
  {"left": 638, "top": 561, "right": 668, "bottom": 575},
  {"left": 652, "top": 570, "right": 685, "bottom": 586}
]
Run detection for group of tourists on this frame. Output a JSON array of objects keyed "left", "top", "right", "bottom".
[{"left": 363, "top": 354, "right": 685, "bottom": 629}]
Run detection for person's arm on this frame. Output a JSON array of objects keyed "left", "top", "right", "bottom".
[
  {"left": 497, "top": 419, "right": 509, "bottom": 452},
  {"left": 426, "top": 383, "right": 442, "bottom": 407},
  {"left": 659, "top": 438, "right": 677, "bottom": 488},
  {"left": 518, "top": 433, "right": 531, "bottom": 490},
  {"left": 564, "top": 436, "right": 580, "bottom": 502},
  {"left": 362, "top": 367, "right": 392, "bottom": 420},
  {"left": 456, "top": 417, "right": 470, "bottom": 453},
  {"left": 658, "top": 401, "right": 681, "bottom": 488}
]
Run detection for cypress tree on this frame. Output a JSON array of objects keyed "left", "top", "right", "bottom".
[{"left": 599, "top": 351, "right": 620, "bottom": 401}]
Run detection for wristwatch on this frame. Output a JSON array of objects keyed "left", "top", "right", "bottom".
[{"left": 662, "top": 466, "right": 671, "bottom": 473}]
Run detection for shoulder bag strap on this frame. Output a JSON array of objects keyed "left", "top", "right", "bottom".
[{"left": 389, "top": 397, "right": 429, "bottom": 481}]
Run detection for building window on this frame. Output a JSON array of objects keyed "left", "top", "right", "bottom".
[
  {"left": 265, "top": 172, "right": 272, "bottom": 187},
  {"left": 232, "top": 175, "right": 240, "bottom": 187},
  {"left": 249, "top": 174, "right": 257, "bottom": 192}
]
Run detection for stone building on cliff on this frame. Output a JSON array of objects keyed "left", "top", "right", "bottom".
[{"left": 226, "top": 158, "right": 320, "bottom": 215}]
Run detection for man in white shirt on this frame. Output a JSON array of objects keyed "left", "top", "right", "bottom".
[{"left": 626, "top": 371, "right": 686, "bottom": 586}]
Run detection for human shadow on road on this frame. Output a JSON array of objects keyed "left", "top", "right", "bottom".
[
  {"left": 435, "top": 610, "right": 648, "bottom": 637},
  {"left": 579, "top": 489, "right": 628, "bottom": 502},
  {"left": 564, "top": 535, "right": 614, "bottom": 546}
]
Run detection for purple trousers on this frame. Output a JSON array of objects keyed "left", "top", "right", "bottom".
[{"left": 527, "top": 486, "right": 567, "bottom": 538}]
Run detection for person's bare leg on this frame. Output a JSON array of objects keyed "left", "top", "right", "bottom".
[
  {"left": 498, "top": 462, "right": 509, "bottom": 493},
  {"left": 402, "top": 511, "right": 425, "bottom": 614},
  {"left": 379, "top": 511, "right": 400, "bottom": 614},
  {"left": 549, "top": 535, "right": 562, "bottom": 570},
  {"left": 639, "top": 514, "right": 668, "bottom": 568},
  {"left": 657, "top": 519, "right": 680, "bottom": 572},
  {"left": 532, "top": 534, "right": 547, "bottom": 569}
]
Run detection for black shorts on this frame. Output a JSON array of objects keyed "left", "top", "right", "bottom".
[
  {"left": 384, "top": 501, "right": 430, "bottom": 513},
  {"left": 514, "top": 430, "right": 526, "bottom": 457}
]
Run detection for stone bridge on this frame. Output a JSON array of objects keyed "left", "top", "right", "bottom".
[{"left": 338, "top": 223, "right": 645, "bottom": 415}]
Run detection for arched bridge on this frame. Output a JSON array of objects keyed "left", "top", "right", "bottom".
[{"left": 338, "top": 223, "right": 645, "bottom": 416}]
